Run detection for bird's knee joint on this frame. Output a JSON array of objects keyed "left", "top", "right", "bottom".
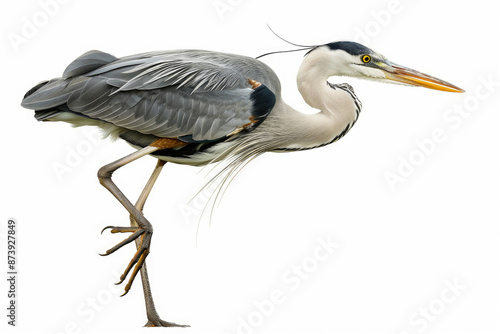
[{"left": 97, "top": 166, "right": 113, "bottom": 184}]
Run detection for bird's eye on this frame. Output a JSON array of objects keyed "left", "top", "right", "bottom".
[{"left": 361, "top": 55, "right": 371, "bottom": 63}]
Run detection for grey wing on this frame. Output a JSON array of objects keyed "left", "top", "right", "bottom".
[{"left": 22, "top": 50, "right": 279, "bottom": 142}]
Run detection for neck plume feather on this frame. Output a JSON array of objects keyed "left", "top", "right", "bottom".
[{"left": 201, "top": 47, "right": 362, "bottom": 206}]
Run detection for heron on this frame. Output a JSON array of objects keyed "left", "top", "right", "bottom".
[{"left": 21, "top": 39, "right": 463, "bottom": 327}]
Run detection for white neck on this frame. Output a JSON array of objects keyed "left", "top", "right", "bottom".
[{"left": 263, "top": 47, "right": 361, "bottom": 151}]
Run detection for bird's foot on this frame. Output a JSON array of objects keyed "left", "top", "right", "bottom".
[
  {"left": 144, "top": 318, "right": 190, "bottom": 328},
  {"left": 100, "top": 225, "right": 152, "bottom": 296}
]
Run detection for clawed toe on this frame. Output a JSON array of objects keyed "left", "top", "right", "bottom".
[
  {"left": 145, "top": 319, "right": 190, "bottom": 327},
  {"left": 100, "top": 225, "right": 152, "bottom": 296},
  {"left": 101, "top": 226, "right": 139, "bottom": 234}
]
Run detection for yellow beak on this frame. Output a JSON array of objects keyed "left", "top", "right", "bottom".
[{"left": 384, "top": 63, "right": 465, "bottom": 93}]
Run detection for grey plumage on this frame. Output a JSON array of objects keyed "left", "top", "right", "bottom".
[{"left": 22, "top": 50, "right": 278, "bottom": 143}]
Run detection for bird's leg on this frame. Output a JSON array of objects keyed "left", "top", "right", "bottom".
[
  {"left": 134, "top": 159, "right": 166, "bottom": 212},
  {"left": 98, "top": 138, "right": 186, "bottom": 297},
  {"left": 98, "top": 146, "right": 159, "bottom": 295},
  {"left": 130, "top": 160, "right": 188, "bottom": 327}
]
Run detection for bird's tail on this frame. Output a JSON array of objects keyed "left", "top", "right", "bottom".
[{"left": 21, "top": 50, "right": 118, "bottom": 114}]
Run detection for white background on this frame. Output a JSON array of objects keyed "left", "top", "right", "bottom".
[{"left": 1, "top": 0, "right": 499, "bottom": 333}]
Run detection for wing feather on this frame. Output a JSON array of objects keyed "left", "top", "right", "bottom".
[{"left": 22, "top": 49, "right": 278, "bottom": 142}]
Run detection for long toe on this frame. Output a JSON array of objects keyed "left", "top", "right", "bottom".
[
  {"left": 100, "top": 224, "right": 153, "bottom": 296},
  {"left": 144, "top": 319, "right": 190, "bottom": 327}
]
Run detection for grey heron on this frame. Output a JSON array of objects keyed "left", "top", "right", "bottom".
[{"left": 21, "top": 41, "right": 463, "bottom": 327}]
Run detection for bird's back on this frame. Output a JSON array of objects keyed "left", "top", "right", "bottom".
[{"left": 21, "top": 49, "right": 279, "bottom": 163}]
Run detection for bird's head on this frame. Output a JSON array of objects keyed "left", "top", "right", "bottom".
[{"left": 305, "top": 41, "right": 464, "bottom": 93}]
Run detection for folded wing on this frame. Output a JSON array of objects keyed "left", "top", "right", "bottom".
[{"left": 22, "top": 50, "right": 278, "bottom": 142}]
